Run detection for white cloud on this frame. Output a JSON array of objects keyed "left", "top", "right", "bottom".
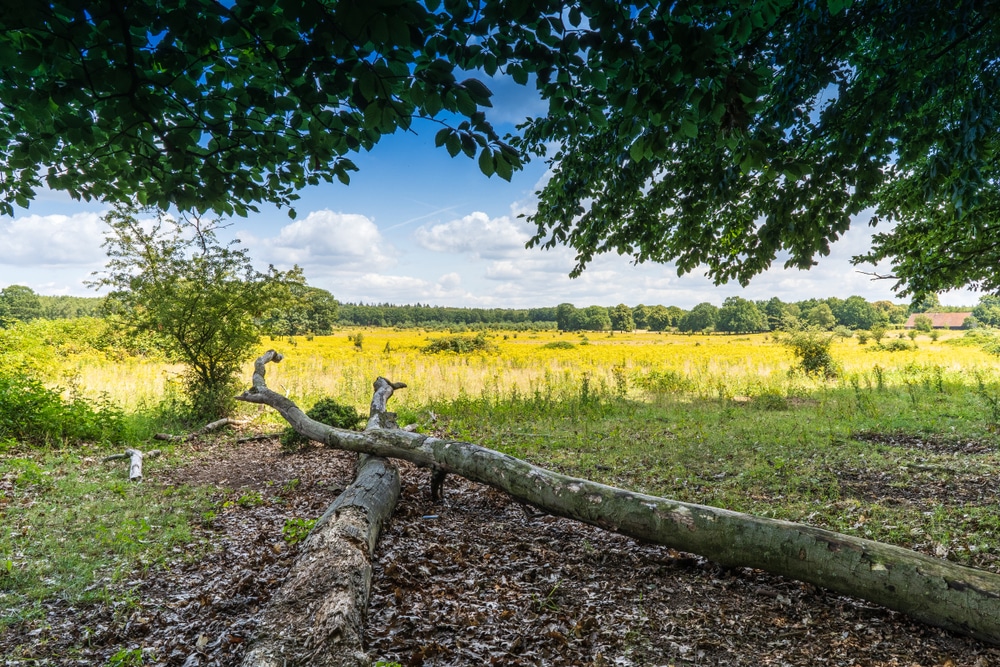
[
  {"left": 413, "top": 211, "right": 530, "bottom": 259},
  {"left": 0, "top": 212, "right": 107, "bottom": 266},
  {"left": 438, "top": 272, "right": 462, "bottom": 290},
  {"left": 247, "top": 209, "right": 394, "bottom": 269}
]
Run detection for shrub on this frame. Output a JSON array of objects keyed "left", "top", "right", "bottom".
[
  {"left": 881, "top": 339, "right": 915, "bottom": 352},
  {"left": 782, "top": 330, "right": 839, "bottom": 378},
  {"left": 0, "top": 373, "right": 125, "bottom": 445},
  {"left": 541, "top": 341, "right": 576, "bottom": 350},
  {"left": 422, "top": 332, "right": 497, "bottom": 354},
  {"left": 280, "top": 397, "right": 364, "bottom": 450},
  {"left": 635, "top": 369, "right": 693, "bottom": 395},
  {"left": 750, "top": 390, "right": 789, "bottom": 411}
]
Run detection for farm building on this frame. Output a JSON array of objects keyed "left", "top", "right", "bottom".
[{"left": 903, "top": 312, "right": 973, "bottom": 329}]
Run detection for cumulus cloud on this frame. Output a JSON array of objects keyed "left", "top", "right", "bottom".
[
  {"left": 413, "top": 211, "right": 530, "bottom": 259},
  {"left": 0, "top": 212, "right": 107, "bottom": 266},
  {"left": 247, "top": 209, "right": 394, "bottom": 269}
]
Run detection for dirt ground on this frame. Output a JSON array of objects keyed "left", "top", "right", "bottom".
[{"left": 2, "top": 437, "right": 998, "bottom": 666}]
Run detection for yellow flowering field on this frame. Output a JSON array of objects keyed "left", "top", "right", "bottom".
[
  {"left": 247, "top": 329, "right": 1000, "bottom": 412},
  {"left": 70, "top": 327, "right": 1000, "bottom": 413}
]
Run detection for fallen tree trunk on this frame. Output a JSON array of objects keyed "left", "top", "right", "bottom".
[
  {"left": 237, "top": 350, "right": 1000, "bottom": 646},
  {"left": 240, "top": 378, "right": 402, "bottom": 667}
]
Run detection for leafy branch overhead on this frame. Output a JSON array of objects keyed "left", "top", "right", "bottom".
[{"left": 2, "top": 1, "right": 998, "bottom": 296}]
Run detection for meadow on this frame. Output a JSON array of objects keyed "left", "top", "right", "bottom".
[
  {"left": 62, "top": 325, "right": 1000, "bottom": 556},
  {"left": 4, "top": 323, "right": 1000, "bottom": 646}
]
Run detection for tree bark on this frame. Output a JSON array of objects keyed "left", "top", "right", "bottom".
[
  {"left": 240, "top": 373, "right": 402, "bottom": 667},
  {"left": 237, "top": 351, "right": 1000, "bottom": 646}
]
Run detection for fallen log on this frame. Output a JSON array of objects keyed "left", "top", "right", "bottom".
[
  {"left": 237, "top": 350, "right": 1000, "bottom": 646},
  {"left": 102, "top": 448, "right": 161, "bottom": 482},
  {"left": 154, "top": 417, "right": 246, "bottom": 442},
  {"left": 240, "top": 376, "right": 402, "bottom": 667}
]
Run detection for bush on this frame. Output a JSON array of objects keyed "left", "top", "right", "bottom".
[
  {"left": 0, "top": 373, "right": 125, "bottom": 445},
  {"left": 782, "top": 330, "right": 839, "bottom": 378},
  {"left": 750, "top": 390, "right": 789, "bottom": 411},
  {"left": 635, "top": 369, "right": 693, "bottom": 395},
  {"left": 280, "top": 397, "right": 364, "bottom": 450},
  {"left": 541, "top": 341, "right": 576, "bottom": 350},
  {"left": 422, "top": 332, "right": 497, "bottom": 354},
  {"left": 880, "top": 339, "right": 915, "bottom": 352}
]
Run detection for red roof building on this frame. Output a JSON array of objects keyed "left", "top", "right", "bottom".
[{"left": 903, "top": 312, "right": 973, "bottom": 329}]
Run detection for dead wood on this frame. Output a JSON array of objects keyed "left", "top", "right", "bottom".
[
  {"left": 236, "top": 350, "right": 1000, "bottom": 646},
  {"left": 154, "top": 417, "right": 246, "bottom": 442},
  {"left": 102, "top": 448, "right": 161, "bottom": 482},
  {"left": 240, "top": 372, "right": 402, "bottom": 667}
]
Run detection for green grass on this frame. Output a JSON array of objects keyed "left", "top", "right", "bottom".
[
  {"left": 0, "top": 443, "right": 216, "bottom": 630},
  {"left": 422, "top": 368, "right": 1000, "bottom": 571}
]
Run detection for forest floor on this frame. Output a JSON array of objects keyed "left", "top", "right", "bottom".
[{"left": 2, "top": 436, "right": 998, "bottom": 667}]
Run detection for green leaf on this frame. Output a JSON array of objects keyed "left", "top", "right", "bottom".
[
  {"left": 478, "top": 148, "right": 495, "bottom": 177},
  {"left": 445, "top": 133, "right": 461, "bottom": 158},
  {"left": 827, "top": 0, "right": 852, "bottom": 15}
]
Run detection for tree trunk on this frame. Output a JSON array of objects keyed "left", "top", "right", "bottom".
[
  {"left": 237, "top": 351, "right": 1000, "bottom": 646},
  {"left": 240, "top": 375, "right": 402, "bottom": 667}
]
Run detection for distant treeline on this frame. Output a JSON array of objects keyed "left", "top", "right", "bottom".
[
  {"left": 336, "top": 303, "right": 557, "bottom": 329},
  {"left": 3, "top": 283, "right": 996, "bottom": 334}
]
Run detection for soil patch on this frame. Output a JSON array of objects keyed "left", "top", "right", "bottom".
[{"left": 854, "top": 431, "right": 997, "bottom": 455}]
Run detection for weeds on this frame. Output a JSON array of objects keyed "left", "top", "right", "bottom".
[{"left": 282, "top": 517, "right": 318, "bottom": 545}]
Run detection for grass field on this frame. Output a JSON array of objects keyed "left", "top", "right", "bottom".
[{"left": 4, "top": 325, "right": 1000, "bottom": 643}]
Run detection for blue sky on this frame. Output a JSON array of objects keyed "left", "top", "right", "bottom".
[{"left": 0, "top": 77, "right": 979, "bottom": 309}]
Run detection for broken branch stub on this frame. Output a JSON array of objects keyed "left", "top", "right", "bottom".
[
  {"left": 102, "top": 449, "right": 161, "bottom": 482},
  {"left": 236, "top": 351, "right": 1000, "bottom": 646}
]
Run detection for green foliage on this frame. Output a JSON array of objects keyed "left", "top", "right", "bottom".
[
  {"left": 782, "top": 330, "right": 839, "bottom": 378},
  {"left": 0, "top": 1, "right": 519, "bottom": 217},
  {"left": 91, "top": 205, "right": 301, "bottom": 420},
  {"left": 749, "top": 390, "right": 789, "bottom": 411},
  {"left": 645, "top": 304, "right": 674, "bottom": 332},
  {"left": 282, "top": 517, "right": 317, "bottom": 545},
  {"left": 541, "top": 341, "right": 576, "bottom": 350},
  {"left": 280, "top": 397, "right": 364, "bottom": 450},
  {"left": 517, "top": 3, "right": 1000, "bottom": 298},
  {"left": 635, "top": 369, "right": 693, "bottom": 397},
  {"left": 880, "top": 339, "right": 916, "bottom": 352},
  {"left": 2, "top": 3, "right": 997, "bottom": 297},
  {"left": 261, "top": 286, "right": 339, "bottom": 337},
  {"left": 0, "top": 285, "right": 41, "bottom": 325},
  {"left": 678, "top": 303, "right": 719, "bottom": 333},
  {"left": 609, "top": 303, "right": 635, "bottom": 332},
  {"left": 716, "top": 296, "right": 768, "bottom": 333},
  {"left": 913, "top": 315, "right": 934, "bottom": 333},
  {"left": 106, "top": 648, "right": 145, "bottom": 667},
  {"left": 422, "top": 332, "right": 498, "bottom": 354},
  {"left": 0, "top": 373, "right": 125, "bottom": 445},
  {"left": 805, "top": 303, "right": 837, "bottom": 330},
  {"left": 835, "top": 295, "right": 886, "bottom": 330},
  {"left": 972, "top": 295, "right": 1000, "bottom": 328}
]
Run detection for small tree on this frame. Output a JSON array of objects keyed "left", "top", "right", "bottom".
[
  {"left": 782, "top": 329, "right": 839, "bottom": 379},
  {"left": 913, "top": 314, "right": 934, "bottom": 334},
  {"left": 610, "top": 303, "right": 635, "bottom": 332},
  {"left": 0, "top": 285, "right": 43, "bottom": 324},
  {"left": 92, "top": 205, "right": 301, "bottom": 419}
]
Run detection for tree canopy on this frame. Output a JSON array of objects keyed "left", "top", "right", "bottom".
[{"left": 2, "top": 1, "right": 997, "bottom": 297}]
